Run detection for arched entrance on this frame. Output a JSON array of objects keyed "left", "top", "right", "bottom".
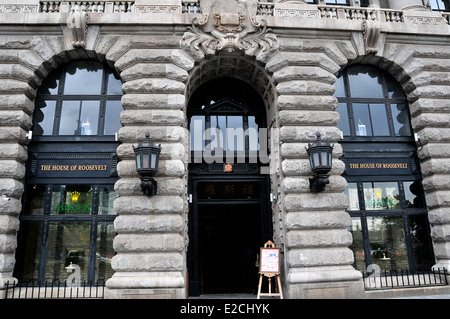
[{"left": 186, "top": 73, "right": 274, "bottom": 296}]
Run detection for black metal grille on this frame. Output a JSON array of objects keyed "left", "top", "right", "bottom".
[
  {"left": 363, "top": 268, "right": 448, "bottom": 290},
  {"left": 4, "top": 280, "right": 105, "bottom": 299}
]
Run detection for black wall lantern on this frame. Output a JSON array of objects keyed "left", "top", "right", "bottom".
[
  {"left": 133, "top": 132, "right": 161, "bottom": 196},
  {"left": 307, "top": 132, "right": 333, "bottom": 193}
]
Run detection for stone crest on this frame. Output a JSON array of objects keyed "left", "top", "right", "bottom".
[{"left": 181, "top": 0, "right": 278, "bottom": 62}]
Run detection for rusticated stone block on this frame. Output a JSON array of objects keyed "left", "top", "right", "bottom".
[
  {"left": 114, "top": 214, "right": 184, "bottom": 234},
  {"left": 286, "top": 247, "right": 354, "bottom": 268},
  {"left": 284, "top": 193, "right": 348, "bottom": 212},
  {"left": 113, "top": 195, "right": 184, "bottom": 215},
  {"left": 286, "top": 229, "right": 353, "bottom": 248},
  {"left": 120, "top": 109, "right": 185, "bottom": 126},
  {"left": 113, "top": 234, "right": 184, "bottom": 253},
  {"left": 111, "top": 253, "right": 184, "bottom": 272},
  {"left": 285, "top": 211, "right": 351, "bottom": 230},
  {"left": 122, "top": 78, "right": 185, "bottom": 94},
  {"left": 121, "top": 94, "right": 185, "bottom": 110},
  {"left": 278, "top": 110, "right": 339, "bottom": 126}
]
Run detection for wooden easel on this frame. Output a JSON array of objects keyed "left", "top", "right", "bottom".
[{"left": 257, "top": 241, "right": 283, "bottom": 299}]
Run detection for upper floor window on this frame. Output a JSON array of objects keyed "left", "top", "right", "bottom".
[
  {"left": 430, "top": 0, "right": 450, "bottom": 11},
  {"left": 307, "top": 0, "right": 350, "bottom": 4},
  {"left": 33, "top": 61, "right": 123, "bottom": 140},
  {"left": 335, "top": 65, "right": 413, "bottom": 139}
]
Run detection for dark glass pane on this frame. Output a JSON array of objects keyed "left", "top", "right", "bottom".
[
  {"left": 45, "top": 222, "right": 90, "bottom": 282},
  {"left": 80, "top": 101, "right": 100, "bottom": 135},
  {"left": 23, "top": 185, "right": 46, "bottom": 215},
  {"left": 95, "top": 221, "right": 116, "bottom": 281},
  {"left": 34, "top": 100, "right": 56, "bottom": 136},
  {"left": 404, "top": 181, "right": 425, "bottom": 208},
  {"left": 190, "top": 116, "right": 205, "bottom": 151},
  {"left": 386, "top": 79, "right": 406, "bottom": 99},
  {"left": 50, "top": 185, "right": 93, "bottom": 215},
  {"left": 367, "top": 216, "right": 409, "bottom": 271},
  {"left": 345, "top": 183, "right": 359, "bottom": 211},
  {"left": 107, "top": 72, "right": 122, "bottom": 95},
  {"left": 64, "top": 61, "right": 103, "bottom": 95},
  {"left": 348, "top": 67, "right": 384, "bottom": 98},
  {"left": 248, "top": 116, "right": 259, "bottom": 151},
  {"left": 38, "top": 70, "right": 60, "bottom": 95},
  {"left": 409, "top": 214, "right": 434, "bottom": 271},
  {"left": 99, "top": 186, "right": 118, "bottom": 215},
  {"left": 369, "top": 104, "right": 390, "bottom": 136},
  {"left": 353, "top": 103, "right": 373, "bottom": 136},
  {"left": 334, "top": 75, "right": 345, "bottom": 97},
  {"left": 226, "top": 116, "right": 244, "bottom": 151},
  {"left": 104, "top": 100, "right": 123, "bottom": 135},
  {"left": 336, "top": 103, "right": 350, "bottom": 136},
  {"left": 197, "top": 181, "right": 260, "bottom": 199},
  {"left": 348, "top": 218, "right": 365, "bottom": 272},
  {"left": 210, "top": 116, "right": 226, "bottom": 152},
  {"left": 391, "top": 103, "right": 412, "bottom": 136},
  {"left": 14, "top": 221, "right": 43, "bottom": 281},
  {"left": 59, "top": 101, "right": 80, "bottom": 135}
]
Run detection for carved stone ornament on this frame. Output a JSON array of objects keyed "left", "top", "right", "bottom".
[
  {"left": 362, "top": 19, "right": 381, "bottom": 54},
  {"left": 181, "top": 0, "right": 279, "bottom": 62},
  {"left": 67, "top": 4, "right": 89, "bottom": 48}
]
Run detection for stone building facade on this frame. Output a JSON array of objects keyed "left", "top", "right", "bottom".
[{"left": 1, "top": 0, "right": 450, "bottom": 299}]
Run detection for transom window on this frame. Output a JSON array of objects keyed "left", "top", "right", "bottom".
[
  {"left": 335, "top": 66, "right": 413, "bottom": 139},
  {"left": 430, "top": 0, "right": 450, "bottom": 11},
  {"left": 188, "top": 78, "right": 266, "bottom": 162},
  {"left": 33, "top": 60, "right": 123, "bottom": 139}
]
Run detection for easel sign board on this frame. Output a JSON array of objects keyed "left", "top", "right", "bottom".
[{"left": 259, "top": 247, "right": 280, "bottom": 274}]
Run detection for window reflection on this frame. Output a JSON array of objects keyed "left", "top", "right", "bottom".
[
  {"left": 16, "top": 184, "right": 118, "bottom": 284},
  {"left": 363, "top": 182, "right": 400, "bottom": 210},
  {"left": 34, "top": 101, "right": 56, "bottom": 136},
  {"left": 46, "top": 222, "right": 91, "bottom": 282},
  {"left": 347, "top": 67, "right": 384, "bottom": 98},
  {"left": 104, "top": 101, "right": 122, "bottom": 136},
  {"left": 367, "top": 216, "right": 409, "bottom": 271},
  {"left": 64, "top": 61, "right": 103, "bottom": 95},
  {"left": 348, "top": 218, "right": 365, "bottom": 272},
  {"left": 335, "top": 65, "right": 413, "bottom": 138},
  {"left": 404, "top": 181, "right": 425, "bottom": 208},
  {"left": 34, "top": 61, "right": 123, "bottom": 138},
  {"left": 345, "top": 183, "right": 359, "bottom": 211}
]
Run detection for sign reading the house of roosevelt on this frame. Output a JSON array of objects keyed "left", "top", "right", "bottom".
[
  {"left": 36, "top": 160, "right": 111, "bottom": 178},
  {"left": 346, "top": 158, "right": 411, "bottom": 176}
]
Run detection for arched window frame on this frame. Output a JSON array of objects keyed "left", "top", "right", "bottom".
[
  {"left": 335, "top": 65, "right": 414, "bottom": 142},
  {"left": 32, "top": 60, "right": 123, "bottom": 142}
]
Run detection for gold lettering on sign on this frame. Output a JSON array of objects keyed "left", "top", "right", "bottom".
[
  {"left": 40, "top": 164, "right": 108, "bottom": 171},
  {"left": 349, "top": 162, "right": 408, "bottom": 169}
]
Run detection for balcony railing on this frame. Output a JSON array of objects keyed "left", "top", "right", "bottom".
[{"left": 31, "top": 0, "right": 450, "bottom": 26}]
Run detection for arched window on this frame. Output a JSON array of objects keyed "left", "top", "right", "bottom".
[
  {"left": 188, "top": 78, "right": 266, "bottom": 163},
  {"left": 14, "top": 61, "right": 122, "bottom": 286},
  {"left": 337, "top": 66, "right": 434, "bottom": 274},
  {"left": 33, "top": 60, "right": 122, "bottom": 139},
  {"left": 335, "top": 65, "right": 413, "bottom": 139}
]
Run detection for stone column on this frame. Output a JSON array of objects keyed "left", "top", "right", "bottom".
[
  {"left": 409, "top": 72, "right": 450, "bottom": 276},
  {"left": 266, "top": 44, "right": 364, "bottom": 299},
  {"left": 0, "top": 40, "right": 38, "bottom": 297},
  {"left": 104, "top": 39, "right": 194, "bottom": 298},
  {"left": 387, "top": 0, "right": 427, "bottom": 10}
]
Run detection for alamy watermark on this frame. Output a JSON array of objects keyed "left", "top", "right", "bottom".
[{"left": 177, "top": 120, "right": 280, "bottom": 175}]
